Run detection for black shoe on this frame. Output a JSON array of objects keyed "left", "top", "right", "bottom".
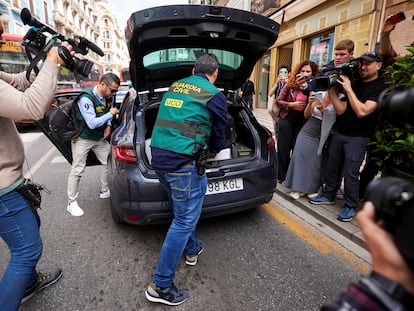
[
  {"left": 145, "top": 282, "right": 189, "bottom": 306},
  {"left": 185, "top": 244, "right": 204, "bottom": 266},
  {"left": 21, "top": 269, "right": 63, "bottom": 304}
]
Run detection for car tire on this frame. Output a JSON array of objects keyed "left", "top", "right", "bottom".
[{"left": 110, "top": 201, "right": 125, "bottom": 224}]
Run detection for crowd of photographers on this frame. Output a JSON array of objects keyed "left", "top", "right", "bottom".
[
  {"left": 1, "top": 6, "right": 414, "bottom": 310},
  {"left": 271, "top": 13, "right": 414, "bottom": 310}
]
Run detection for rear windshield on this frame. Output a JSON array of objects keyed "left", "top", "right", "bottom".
[{"left": 143, "top": 48, "right": 243, "bottom": 70}]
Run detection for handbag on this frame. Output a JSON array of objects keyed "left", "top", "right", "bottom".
[{"left": 267, "top": 94, "right": 280, "bottom": 120}]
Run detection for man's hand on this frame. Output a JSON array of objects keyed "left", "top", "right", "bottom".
[
  {"left": 103, "top": 125, "right": 111, "bottom": 140},
  {"left": 45, "top": 41, "right": 74, "bottom": 66},
  {"left": 336, "top": 74, "right": 352, "bottom": 93},
  {"left": 357, "top": 202, "right": 414, "bottom": 294},
  {"left": 110, "top": 107, "right": 119, "bottom": 115}
]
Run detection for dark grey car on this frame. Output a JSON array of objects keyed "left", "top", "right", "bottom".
[
  {"left": 39, "top": 5, "right": 280, "bottom": 225},
  {"left": 108, "top": 5, "right": 279, "bottom": 225}
]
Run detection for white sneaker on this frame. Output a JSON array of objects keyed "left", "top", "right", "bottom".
[
  {"left": 67, "top": 201, "right": 84, "bottom": 217},
  {"left": 99, "top": 190, "right": 110, "bottom": 199},
  {"left": 289, "top": 191, "right": 304, "bottom": 200}
]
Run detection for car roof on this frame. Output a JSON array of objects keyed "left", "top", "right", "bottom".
[{"left": 126, "top": 5, "right": 279, "bottom": 92}]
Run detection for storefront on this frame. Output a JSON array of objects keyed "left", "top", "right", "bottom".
[{"left": 257, "top": 0, "right": 385, "bottom": 101}]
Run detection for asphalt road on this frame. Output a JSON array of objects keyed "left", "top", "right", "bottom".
[{"left": 0, "top": 129, "right": 369, "bottom": 310}]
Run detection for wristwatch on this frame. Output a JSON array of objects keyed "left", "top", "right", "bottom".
[{"left": 370, "top": 271, "right": 414, "bottom": 308}]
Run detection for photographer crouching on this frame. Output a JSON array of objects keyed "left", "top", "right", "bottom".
[{"left": 0, "top": 14, "right": 74, "bottom": 310}]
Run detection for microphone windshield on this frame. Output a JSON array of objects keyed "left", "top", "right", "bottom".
[{"left": 20, "top": 8, "right": 32, "bottom": 25}]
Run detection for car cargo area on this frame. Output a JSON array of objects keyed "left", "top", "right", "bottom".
[{"left": 143, "top": 101, "right": 256, "bottom": 165}]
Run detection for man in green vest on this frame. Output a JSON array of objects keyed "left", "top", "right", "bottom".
[
  {"left": 146, "top": 53, "right": 228, "bottom": 306},
  {"left": 66, "top": 73, "right": 120, "bottom": 217}
]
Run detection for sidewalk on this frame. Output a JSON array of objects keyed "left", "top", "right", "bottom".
[{"left": 252, "top": 108, "right": 366, "bottom": 250}]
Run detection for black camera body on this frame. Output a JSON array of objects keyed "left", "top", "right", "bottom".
[
  {"left": 20, "top": 8, "right": 104, "bottom": 78},
  {"left": 314, "top": 60, "right": 361, "bottom": 90},
  {"left": 364, "top": 86, "right": 414, "bottom": 266},
  {"left": 364, "top": 177, "right": 414, "bottom": 266}
]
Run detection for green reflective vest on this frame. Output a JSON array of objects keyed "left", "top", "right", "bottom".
[
  {"left": 75, "top": 88, "right": 112, "bottom": 141},
  {"left": 151, "top": 75, "right": 220, "bottom": 155}
]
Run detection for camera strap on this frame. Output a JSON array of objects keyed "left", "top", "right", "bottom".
[{"left": 25, "top": 35, "right": 59, "bottom": 80}]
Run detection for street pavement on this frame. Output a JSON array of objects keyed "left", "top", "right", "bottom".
[{"left": 252, "top": 108, "right": 366, "bottom": 252}]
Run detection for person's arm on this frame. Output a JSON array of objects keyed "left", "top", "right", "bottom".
[
  {"left": 379, "top": 16, "right": 395, "bottom": 56},
  {"left": 77, "top": 96, "right": 117, "bottom": 130},
  {"left": 275, "top": 84, "right": 291, "bottom": 109},
  {"left": 207, "top": 92, "right": 227, "bottom": 154},
  {"left": 326, "top": 87, "right": 347, "bottom": 115},
  {"left": 336, "top": 75, "right": 377, "bottom": 117},
  {"left": 0, "top": 43, "right": 72, "bottom": 121},
  {"left": 304, "top": 92, "right": 319, "bottom": 119},
  {"left": 379, "top": 16, "right": 398, "bottom": 66},
  {"left": 268, "top": 83, "right": 278, "bottom": 97}
]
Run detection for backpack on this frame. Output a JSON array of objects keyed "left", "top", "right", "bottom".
[{"left": 48, "top": 91, "right": 98, "bottom": 143}]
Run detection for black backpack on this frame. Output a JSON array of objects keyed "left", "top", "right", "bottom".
[{"left": 48, "top": 91, "right": 98, "bottom": 143}]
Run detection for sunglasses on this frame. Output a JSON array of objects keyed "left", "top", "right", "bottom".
[{"left": 105, "top": 82, "right": 118, "bottom": 94}]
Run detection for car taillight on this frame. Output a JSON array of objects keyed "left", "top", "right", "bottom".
[
  {"left": 267, "top": 135, "right": 275, "bottom": 151},
  {"left": 113, "top": 146, "right": 138, "bottom": 164}
]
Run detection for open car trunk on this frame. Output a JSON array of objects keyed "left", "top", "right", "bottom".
[{"left": 142, "top": 100, "right": 257, "bottom": 166}]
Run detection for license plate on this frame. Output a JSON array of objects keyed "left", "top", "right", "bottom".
[{"left": 206, "top": 178, "right": 244, "bottom": 195}]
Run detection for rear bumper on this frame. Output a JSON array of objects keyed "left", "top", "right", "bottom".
[
  {"left": 113, "top": 192, "right": 274, "bottom": 225},
  {"left": 108, "top": 156, "right": 277, "bottom": 226}
]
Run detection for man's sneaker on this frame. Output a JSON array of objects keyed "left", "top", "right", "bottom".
[
  {"left": 307, "top": 192, "right": 319, "bottom": 199},
  {"left": 67, "top": 201, "right": 84, "bottom": 217},
  {"left": 185, "top": 245, "right": 204, "bottom": 266},
  {"left": 337, "top": 207, "right": 356, "bottom": 222},
  {"left": 21, "top": 269, "right": 63, "bottom": 304},
  {"left": 99, "top": 190, "right": 110, "bottom": 199},
  {"left": 309, "top": 195, "right": 335, "bottom": 205},
  {"left": 145, "top": 283, "right": 189, "bottom": 306}
]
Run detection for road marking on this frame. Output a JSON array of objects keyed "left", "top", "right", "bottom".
[
  {"left": 262, "top": 202, "right": 370, "bottom": 273},
  {"left": 24, "top": 147, "right": 56, "bottom": 179},
  {"left": 20, "top": 132, "right": 43, "bottom": 143},
  {"left": 51, "top": 156, "right": 67, "bottom": 163}
]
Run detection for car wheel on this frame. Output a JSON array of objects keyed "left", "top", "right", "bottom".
[{"left": 110, "top": 201, "right": 125, "bottom": 224}]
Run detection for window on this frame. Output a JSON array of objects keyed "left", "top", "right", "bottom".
[
  {"left": 143, "top": 48, "right": 243, "bottom": 70},
  {"left": 308, "top": 32, "right": 334, "bottom": 67},
  {"left": 103, "top": 31, "right": 111, "bottom": 39}
]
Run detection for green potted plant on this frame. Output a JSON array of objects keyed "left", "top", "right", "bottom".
[{"left": 370, "top": 41, "right": 414, "bottom": 181}]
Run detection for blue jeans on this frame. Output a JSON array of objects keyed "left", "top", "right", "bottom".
[
  {"left": 0, "top": 191, "right": 42, "bottom": 311},
  {"left": 323, "top": 132, "right": 370, "bottom": 209},
  {"left": 153, "top": 164, "right": 206, "bottom": 288}
]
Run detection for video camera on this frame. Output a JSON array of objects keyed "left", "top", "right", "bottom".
[
  {"left": 364, "top": 86, "right": 414, "bottom": 267},
  {"left": 20, "top": 8, "right": 104, "bottom": 79},
  {"left": 314, "top": 60, "right": 361, "bottom": 90}
]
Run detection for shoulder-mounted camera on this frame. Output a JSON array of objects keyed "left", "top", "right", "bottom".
[
  {"left": 314, "top": 60, "right": 361, "bottom": 90},
  {"left": 20, "top": 8, "right": 104, "bottom": 80}
]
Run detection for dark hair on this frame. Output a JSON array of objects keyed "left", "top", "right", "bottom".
[
  {"left": 100, "top": 72, "right": 120, "bottom": 86},
  {"left": 194, "top": 53, "right": 219, "bottom": 75},
  {"left": 278, "top": 64, "right": 291, "bottom": 72}
]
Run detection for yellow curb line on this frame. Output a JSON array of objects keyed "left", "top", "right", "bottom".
[{"left": 261, "top": 202, "right": 370, "bottom": 274}]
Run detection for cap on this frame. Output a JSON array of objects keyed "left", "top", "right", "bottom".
[{"left": 358, "top": 52, "right": 383, "bottom": 62}]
